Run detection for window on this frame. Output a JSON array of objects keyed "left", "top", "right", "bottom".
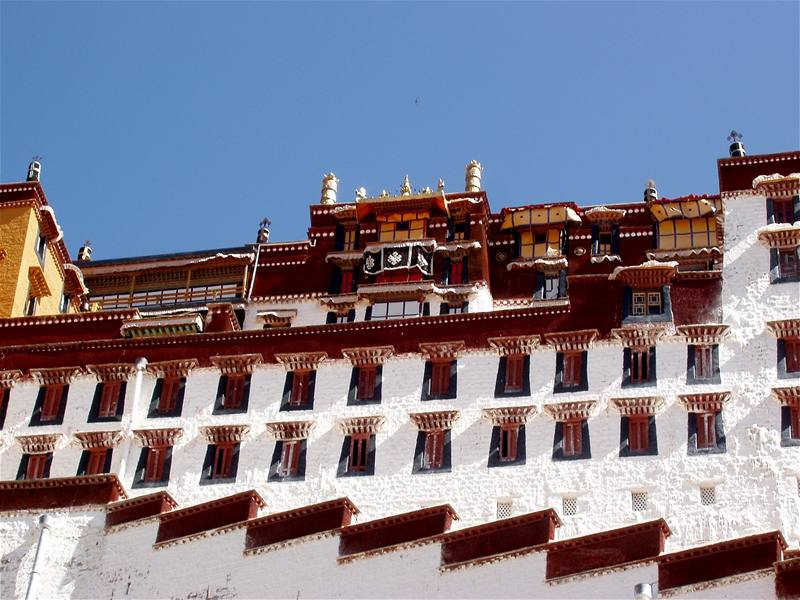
[
  {"left": 18, "top": 453, "right": 51, "bottom": 480},
  {"left": 78, "top": 449, "right": 111, "bottom": 476},
  {"left": 326, "top": 309, "right": 356, "bottom": 324},
  {"left": 688, "top": 411, "right": 726, "bottom": 455},
  {"left": 31, "top": 385, "right": 67, "bottom": 425},
  {"left": 770, "top": 198, "right": 796, "bottom": 224},
  {"left": 413, "top": 429, "right": 452, "bottom": 473},
  {"left": 554, "top": 351, "right": 587, "bottom": 393},
  {"left": 778, "top": 250, "right": 799, "bottom": 279},
  {"left": 150, "top": 377, "right": 184, "bottom": 417},
  {"left": 291, "top": 371, "right": 311, "bottom": 406},
  {"left": 499, "top": 426, "right": 519, "bottom": 462},
  {"left": 35, "top": 232, "right": 47, "bottom": 264},
  {"left": 339, "top": 270, "right": 354, "bottom": 294},
  {"left": 505, "top": 355, "right": 524, "bottom": 393},
  {"left": 778, "top": 339, "right": 800, "bottom": 379},
  {"left": 700, "top": 486, "right": 716, "bottom": 506},
  {"left": 781, "top": 405, "right": 800, "bottom": 447},
  {"left": 337, "top": 226, "right": 358, "bottom": 251},
  {"left": 534, "top": 272, "right": 565, "bottom": 300},
  {"left": 133, "top": 446, "right": 172, "bottom": 487},
  {"left": 562, "top": 497, "right": 577, "bottom": 516},
  {"left": 269, "top": 438, "right": 307, "bottom": 481},
  {"left": 631, "top": 491, "right": 648, "bottom": 512},
  {"left": 448, "top": 259, "right": 467, "bottom": 285},
  {"left": 281, "top": 371, "right": 316, "bottom": 411},
  {"left": 214, "top": 374, "right": 251, "bottom": 413},
  {"left": 495, "top": 354, "right": 530, "bottom": 397},
  {"left": 201, "top": 443, "right": 239, "bottom": 483},
  {"left": 496, "top": 500, "right": 513, "bottom": 520},
  {"left": 657, "top": 217, "right": 716, "bottom": 250},
  {"left": 628, "top": 417, "right": 649, "bottom": 452},
  {"left": 592, "top": 225, "right": 617, "bottom": 256},
  {"left": 0, "top": 388, "right": 9, "bottom": 430},
  {"left": 687, "top": 344, "right": 720, "bottom": 384},
  {"left": 620, "top": 415, "right": 658, "bottom": 457},
  {"left": 352, "top": 366, "right": 378, "bottom": 402},
  {"left": 489, "top": 424, "right": 526, "bottom": 467},
  {"left": 339, "top": 433, "right": 373, "bottom": 476},
  {"left": 24, "top": 294, "right": 37, "bottom": 317},
  {"left": 91, "top": 381, "right": 124, "bottom": 420},
  {"left": 519, "top": 228, "right": 561, "bottom": 259},
  {"left": 368, "top": 301, "right": 422, "bottom": 321},
  {"left": 378, "top": 219, "right": 426, "bottom": 242},
  {"left": 631, "top": 291, "right": 662, "bottom": 316},
  {"left": 553, "top": 419, "right": 590, "bottom": 461},
  {"left": 624, "top": 347, "right": 656, "bottom": 387},
  {"left": 422, "top": 360, "right": 456, "bottom": 400},
  {"left": 279, "top": 441, "right": 301, "bottom": 476},
  {"left": 59, "top": 293, "right": 71, "bottom": 314}
]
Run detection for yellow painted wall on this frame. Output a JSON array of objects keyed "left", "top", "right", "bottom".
[{"left": 0, "top": 205, "right": 68, "bottom": 317}]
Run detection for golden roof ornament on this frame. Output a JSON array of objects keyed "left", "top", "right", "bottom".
[
  {"left": 400, "top": 175, "right": 412, "bottom": 196},
  {"left": 380, "top": 189, "right": 389, "bottom": 197},
  {"left": 320, "top": 173, "right": 339, "bottom": 205},
  {"left": 465, "top": 160, "right": 482, "bottom": 192},
  {"left": 437, "top": 178, "right": 445, "bottom": 193}
]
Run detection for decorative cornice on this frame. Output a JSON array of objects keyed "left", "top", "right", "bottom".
[
  {"left": 766, "top": 319, "right": 800, "bottom": 339},
  {"left": 30, "top": 367, "right": 83, "bottom": 386},
  {"left": 146, "top": 359, "right": 200, "bottom": 379},
  {"left": 200, "top": 425, "right": 250, "bottom": 444},
  {"left": 507, "top": 256, "right": 568, "bottom": 273},
  {"left": 418, "top": 341, "right": 465, "bottom": 361},
  {"left": 274, "top": 351, "right": 328, "bottom": 372},
  {"left": 264, "top": 420, "right": 316, "bottom": 441},
  {"left": 73, "top": 430, "right": 124, "bottom": 449},
  {"left": 675, "top": 324, "right": 730, "bottom": 345},
  {"left": 771, "top": 386, "right": 800, "bottom": 406},
  {"left": 339, "top": 416, "right": 385, "bottom": 436},
  {"left": 543, "top": 401, "right": 597, "bottom": 421},
  {"left": 752, "top": 172, "right": 800, "bottom": 197},
  {"left": 0, "top": 370, "right": 23, "bottom": 389},
  {"left": 756, "top": 224, "right": 800, "bottom": 250},
  {"left": 120, "top": 313, "right": 204, "bottom": 338},
  {"left": 487, "top": 335, "right": 541, "bottom": 356},
  {"left": 678, "top": 391, "right": 731, "bottom": 413},
  {"left": 27, "top": 265, "right": 52, "bottom": 298},
  {"left": 481, "top": 405, "right": 538, "bottom": 425},
  {"left": 543, "top": 329, "right": 599, "bottom": 352},
  {"left": 132, "top": 428, "right": 183, "bottom": 447},
  {"left": 582, "top": 206, "right": 627, "bottom": 224},
  {"left": 610, "top": 396, "right": 665, "bottom": 416},
  {"left": 646, "top": 247, "right": 721, "bottom": 262},
  {"left": 609, "top": 261, "right": 677, "bottom": 286},
  {"left": 610, "top": 325, "right": 669, "bottom": 348},
  {"left": 435, "top": 240, "right": 482, "bottom": 258},
  {"left": 209, "top": 353, "right": 263, "bottom": 375},
  {"left": 86, "top": 363, "right": 137, "bottom": 382},
  {"left": 356, "top": 281, "right": 435, "bottom": 301},
  {"left": 17, "top": 433, "right": 62, "bottom": 454},
  {"left": 409, "top": 410, "right": 460, "bottom": 431},
  {"left": 325, "top": 251, "right": 363, "bottom": 267},
  {"left": 256, "top": 309, "right": 297, "bottom": 328},
  {"left": 341, "top": 346, "right": 395, "bottom": 367}
]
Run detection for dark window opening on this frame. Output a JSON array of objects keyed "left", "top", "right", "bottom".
[
  {"left": 553, "top": 419, "right": 591, "bottom": 461},
  {"left": 35, "top": 233, "right": 47, "bottom": 264},
  {"left": 31, "top": 384, "right": 68, "bottom": 425},
  {"left": 772, "top": 198, "right": 796, "bottom": 224},
  {"left": 78, "top": 448, "right": 112, "bottom": 476},
  {"left": 563, "top": 353, "right": 582, "bottom": 388},
  {"left": 778, "top": 339, "right": 800, "bottom": 379},
  {"left": 499, "top": 426, "right": 519, "bottom": 462},
  {"left": 291, "top": 371, "right": 311, "bottom": 406},
  {"left": 214, "top": 374, "right": 251, "bottom": 414},
  {"left": 133, "top": 446, "right": 173, "bottom": 488},
  {"left": 19, "top": 453, "right": 51, "bottom": 480},
  {"left": 348, "top": 434, "right": 369, "bottom": 473},
  {"left": 357, "top": 366, "right": 377, "bottom": 401},
  {"left": 620, "top": 415, "right": 658, "bottom": 457},
  {"left": 269, "top": 439, "right": 308, "bottom": 482},
  {"left": 688, "top": 410, "right": 726, "bottom": 455}
]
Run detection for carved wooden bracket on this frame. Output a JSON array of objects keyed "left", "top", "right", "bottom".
[
  {"left": 418, "top": 341, "right": 465, "bottom": 361},
  {"left": 200, "top": 425, "right": 250, "bottom": 444},
  {"left": 481, "top": 405, "right": 538, "bottom": 425},
  {"left": 543, "top": 330, "right": 599, "bottom": 352},
  {"left": 338, "top": 416, "right": 385, "bottom": 436},
  {"left": 0, "top": 370, "right": 23, "bottom": 389},
  {"left": 341, "top": 346, "right": 395, "bottom": 367},
  {"left": 543, "top": 400, "right": 597, "bottom": 421},
  {"left": 487, "top": 335, "right": 541, "bottom": 356},
  {"left": 17, "top": 433, "right": 62, "bottom": 454},
  {"left": 409, "top": 410, "right": 460, "bottom": 431},
  {"left": 609, "top": 261, "right": 677, "bottom": 286},
  {"left": 610, "top": 396, "right": 665, "bottom": 416},
  {"left": 30, "top": 367, "right": 83, "bottom": 386},
  {"left": 133, "top": 428, "right": 183, "bottom": 448},
  {"left": 678, "top": 391, "right": 731, "bottom": 413},
  {"left": 86, "top": 363, "right": 137, "bottom": 382},
  {"left": 766, "top": 319, "right": 800, "bottom": 340},
  {"left": 210, "top": 354, "right": 263, "bottom": 375},
  {"left": 611, "top": 325, "right": 669, "bottom": 349},
  {"left": 583, "top": 206, "right": 627, "bottom": 224},
  {"left": 74, "top": 430, "right": 125, "bottom": 449},
  {"left": 275, "top": 351, "right": 328, "bottom": 372},
  {"left": 757, "top": 225, "right": 800, "bottom": 250},
  {"left": 146, "top": 359, "right": 200, "bottom": 379},
  {"left": 265, "top": 420, "right": 316, "bottom": 441},
  {"left": 771, "top": 386, "right": 800, "bottom": 407},
  {"left": 676, "top": 324, "right": 730, "bottom": 345}
]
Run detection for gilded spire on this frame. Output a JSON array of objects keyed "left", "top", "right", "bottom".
[{"left": 400, "top": 175, "right": 412, "bottom": 196}]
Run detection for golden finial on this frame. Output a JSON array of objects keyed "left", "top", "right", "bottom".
[
  {"left": 400, "top": 175, "right": 412, "bottom": 196},
  {"left": 437, "top": 178, "right": 445, "bottom": 193},
  {"left": 320, "top": 173, "right": 339, "bottom": 205},
  {"left": 465, "top": 160, "right": 483, "bottom": 192}
]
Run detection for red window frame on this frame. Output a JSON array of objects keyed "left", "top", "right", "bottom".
[
  {"left": 790, "top": 407, "right": 800, "bottom": 439},
  {"left": 499, "top": 425, "right": 519, "bottom": 462},
  {"left": 348, "top": 434, "right": 370, "bottom": 473},
  {"left": 278, "top": 440, "right": 302, "bottom": 477},
  {"left": 211, "top": 444, "right": 235, "bottom": 479},
  {"left": 357, "top": 366, "right": 377, "bottom": 401},
  {"left": 786, "top": 339, "right": 800, "bottom": 373},
  {"left": 562, "top": 353, "right": 582, "bottom": 388},
  {"left": 423, "top": 430, "right": 445, "bottom": 469},
  {"left": 773, "top": 198, "right": 795, "bottom": 224},
  {"left": 696, "top": 412, "right": 717, "bottom": 449},
  {"left": 26, "top": 454, "right": 49, "bottom": 479},
  {"left": 449, "top": 260, "right": 464, "bottom": 285},
  {"left": 630, "top": 349, "right": 651, "bottom": 383},
  {"left": 505, "top": 354, "right": 525, "bottom": 393},
  {"left": 290, "top": 370, "right": 312, "bottom": 406},
  {"left": 41, "top": 385, "right": 63, "bottom": 421},
  {"left": 563, "top": 420, "right": 583, "bottom": 456},
  {"left": 224, "top": 375, "right": 246, "bottom": 409},
  {"left": 98, "top": 381, "right": 121, "bottom": 418},
  {"left": 158, "top": 377, "right": 182, "bottom": 413},
  {"left": 340, "top": 270, "right": 354, "bottom": 294},
  {"left": 628, "top": 416, "right": 650, "bottom": 452},
  {"left": 85, "top": 449, "right": 108, "bottom": 475},
  {"left": 779, "top": 250, "right": 799, "bottom": 279},
  {"left": 695, "top": 345, "right": 714, "bottom": 379},
  {"left": 144, "top": 446, "right": 167, "bottom": 482},
  {"left": 430, "top": 361, "right": 452, "bottom": 396}
]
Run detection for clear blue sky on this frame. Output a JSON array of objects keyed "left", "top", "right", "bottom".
[{"left": 1, "top": 2, "right": 798, "bottom": 260}]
